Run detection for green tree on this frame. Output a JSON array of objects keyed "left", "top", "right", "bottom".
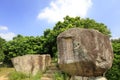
[
  {"left": 3, "top": 35, "right": 44, "bottom": 63},
  {"left": 106, "top": 38, "right": 120, "bottom": 80},
  {"left": 0, "top": 37, "right": 6, "bottom": 62},
  {"left": 43, "top": 16, "right": 111, "bottom": 57},
  {"left": 3, "top": 16, "right": 111, "bottom": 64}
]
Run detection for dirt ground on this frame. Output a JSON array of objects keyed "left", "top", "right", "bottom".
[
  {"left": 0, "top": 68, "right": 14, "bottom": 80},
  {"left": 0, "top": 75, "right": 8, "bottom": 80}
]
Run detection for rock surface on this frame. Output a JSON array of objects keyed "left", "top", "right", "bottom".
[
  {"left": 70, "top": 76, "right": 107, "bottom": 80},
  {"left": 11, "top": 54, "right": 51, "bottom": 75},
  {"left": 57, "top": 28, "right": 113, "bottom": 76}
]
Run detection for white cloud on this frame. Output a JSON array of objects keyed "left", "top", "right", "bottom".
[
  {"left": 0, "top": 26, "right": 16, "bottom": 41},
  {"left": 0, "top": 26, "right": 8, "bottom": 31},
  {"left": 38, "top": 0, "right": 92, "bottom": 23},
  {"left": 110, "top": 37, "right": 120, "bottom": 40},
  {"left": 0, "top": 32, "right": 16, "bottom": 41}
]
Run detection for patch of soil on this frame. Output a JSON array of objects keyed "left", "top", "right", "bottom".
[{"left": 0, "top": 75, "right": 8, "bottom": 80}]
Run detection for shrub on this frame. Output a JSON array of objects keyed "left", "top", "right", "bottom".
[
  {"left": 54, "top": 72, "right": 69, "bottom": 80},
  {"left": 0, "top": 50, "right": 5, "bottom": 62}
]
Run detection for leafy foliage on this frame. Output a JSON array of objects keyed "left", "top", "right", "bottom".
[
  {"left": 2, "top": 16, "right": 111, "bottom": 63},
  {"left": 0, "top": 16, "right": 120, "bottom": 80},
  {"left": 106, "top": 38, "right": 120, "bottom": 80},
  {"left": 43, "top": 16, "right": 111, "bottom": 57},
  {"left": 3, "top": 35, "right": 45, "bottom": 63},
  {"left": 111, "top": 38, "right": 120, "bottom": 55},
  {"left": 0, "top": 37, "right": 6, "bottom": 62},
  {"left": 54, "top": 72, "right": 69, "bottom": 80},
  {"left": 53, "top": 16, "right": 111, "bottom": 36}
]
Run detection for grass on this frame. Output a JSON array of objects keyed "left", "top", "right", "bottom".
[
  {"left": 8, "top": 71, "right": 29, "bottom": 80},
  {"left": 0, "top": 60, "right": 68, "bottom": 80},
  {"left": 54, "top": 72, "right": 70, "bottom": 80},
  {"left": 0, "top": 67, "right": 14, "bottom": 76},
  {"left": 8, "top": 71, "right": 42, "bottom": 80},
  {"left": 0, "top": 67, "right": 42, "bottom": 80}
]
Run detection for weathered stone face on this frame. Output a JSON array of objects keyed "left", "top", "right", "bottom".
[
  {"left": 11, "top": 54, "right": 51, "bottom": 75},
  {"left": 57, "top": 28, "right": 113, "bottom": 76}
]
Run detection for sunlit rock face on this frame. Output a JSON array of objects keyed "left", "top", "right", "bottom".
[
  {"left": 11, "top": 54, "right": 51, "bottom": 75},
  {"left": 57, "top": 28, "right": 113, "bottom": 76}
]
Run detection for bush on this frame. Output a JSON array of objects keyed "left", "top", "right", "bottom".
[
  {"left": 106, "top": 54, "right": 120, "bottom": 80},
  {"left": 0, "top": 50, "right": 5, "bottom": 62},
  {"left": 0, "top": 37, "right": 6, "bottom": 62},
  {"left": 54, "top": 72, "right": 69, "bottom": 80},
  {"left": 105, "top": 39, "right": 120, "bottom": 80}
]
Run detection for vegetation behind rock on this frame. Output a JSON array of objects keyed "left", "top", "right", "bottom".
[{"left": 0, "top": 16, "right": 119, "bottom": 80}]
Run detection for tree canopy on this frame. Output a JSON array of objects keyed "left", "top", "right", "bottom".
[
  {"left": 3, "top": 35, "right": 44, "bottom": 63},
  {"left": 2, "top": 16, "right": 111, "bottom": 60},
  {"left": 106, "top": 38, "right": 120, "bottom": 80},
  {"left": 0, "top": 16, "right": 120, "bottom": 80},
  {"left": 43, "top": 16, "right": 111, "bottom": 57},
  {"left": 0, "top": 37, "right": 6, "bottom": 62},
  {"left": 53, "top": 16, "right": 111, "bottom": 36}
]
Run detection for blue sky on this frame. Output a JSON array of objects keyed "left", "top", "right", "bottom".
[{"left": 0, "top": 0, "right": 120, "bottom": 41}]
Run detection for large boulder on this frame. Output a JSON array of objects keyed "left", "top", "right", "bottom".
[
  {"left": 57, "top": 28, "right": 113, "bottom": 76},
  {"left": 11, "top": 54, "right": 51, "bottom": 75}
]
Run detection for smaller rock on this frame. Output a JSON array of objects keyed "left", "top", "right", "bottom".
[
  {"left": 11, "top": 54, "right": 51, "bottom": 75},
  {"left": 70, "top": 76, "right": 88, "bottom": 80},
  {"left": 0, "top": 62, "right": 3, "bottom": 65},
  {"left": 70, "top": 76, "right": 107, "bottom": 80},
  {"left": 41, "top": 77, "right": 53, "bottom": 80},
  {"left": 89, "top": 76, "right": 107, "bottom": 80}
]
